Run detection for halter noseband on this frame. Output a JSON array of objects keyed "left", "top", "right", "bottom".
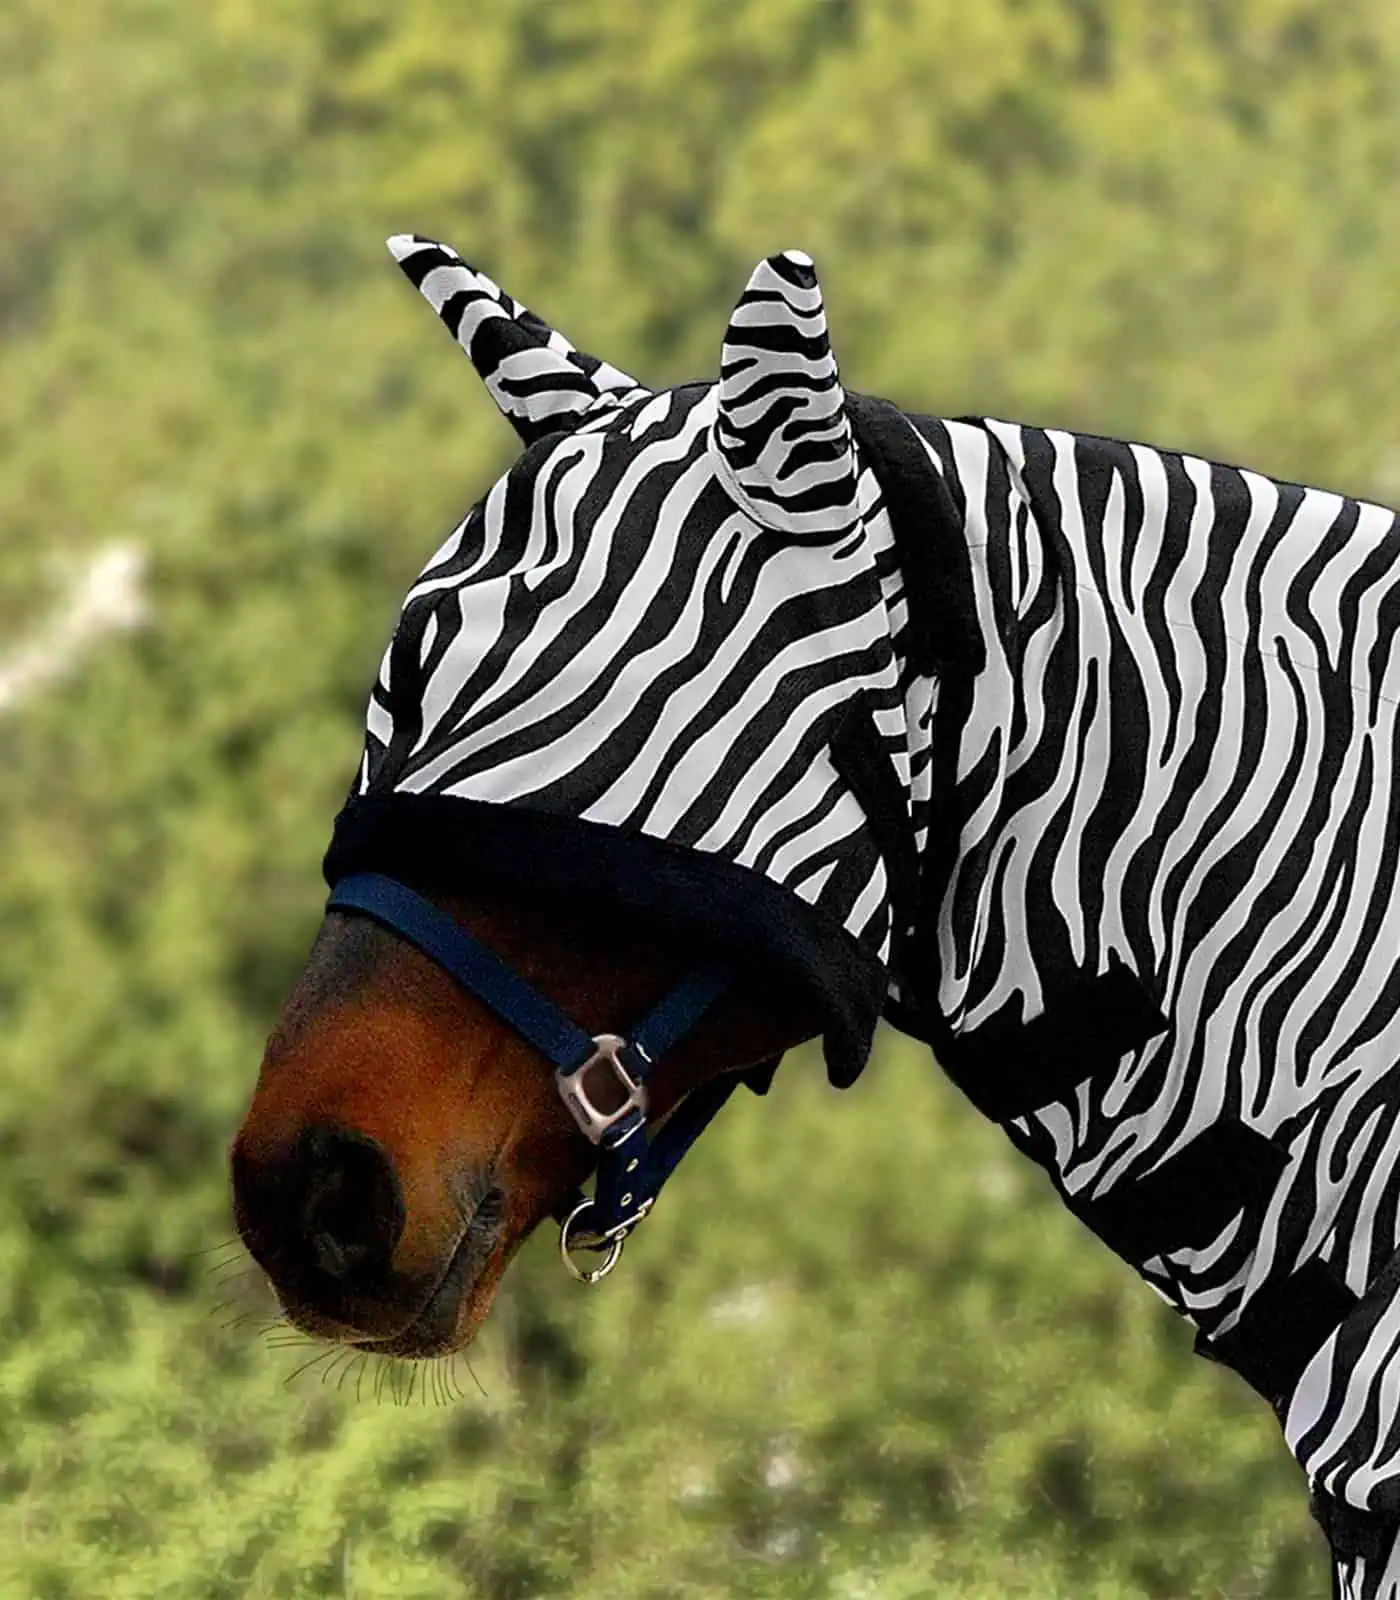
[{"left": 326, "top": 873, "right": 736, "bottom": 1283}]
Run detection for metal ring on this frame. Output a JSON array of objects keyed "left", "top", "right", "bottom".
[{"left": 559, "top": 1199, "right": 624, "bottom": 1284}]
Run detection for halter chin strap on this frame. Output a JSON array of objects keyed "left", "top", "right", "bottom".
[{"left": 325, "top": 872, "right": 737, "bottom": 1282}]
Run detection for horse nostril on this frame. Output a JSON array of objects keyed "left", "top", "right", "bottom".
[{"left": 297, "top": 1126, "right": 406, "bottom": 1283}]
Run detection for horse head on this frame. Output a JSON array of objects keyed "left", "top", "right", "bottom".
[{"left": 230, "top": 238, "right": 890, "bottom": 1359}]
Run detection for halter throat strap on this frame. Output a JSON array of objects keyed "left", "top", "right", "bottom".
[{"left": 325, "top": 872, "right": 735, "bottom": 1277}]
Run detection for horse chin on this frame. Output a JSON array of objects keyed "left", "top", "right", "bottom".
[
  {"left": 255, "top": 1195, "right": 526, "bottom": 1360},
  {"left": 353, "top": 1235, "right": 519, "bottom": 1359}
]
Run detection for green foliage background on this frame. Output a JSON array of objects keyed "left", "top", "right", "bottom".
[{"left": 3, "top": 1, "right": 1398, "bottom": 1594}]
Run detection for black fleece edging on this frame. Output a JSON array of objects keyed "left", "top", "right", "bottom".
[{"left": 323, "top": 793, "right": 887, "bottom": 1088}]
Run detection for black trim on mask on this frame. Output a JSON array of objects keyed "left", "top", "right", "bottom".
[
  {"left": 844, "top": 392, "right": 986, "bottom": 1026},
  {"left": 324, "top": 793, "right": 887, "bottom": 1089},
  {"left": 845, "top": 392, "right": 985, "bottom": 680}
]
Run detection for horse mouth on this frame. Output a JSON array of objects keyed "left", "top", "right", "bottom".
[{"left": 349, "top": 1186, "right": 508, "bottom": 1358}]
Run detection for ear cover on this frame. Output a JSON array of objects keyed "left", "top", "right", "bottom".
[
  {"left": 387, "top": 235, "right": 652, "bottom": 445},
  {"left": 713, "top": 250, "right": 861, "bottom": 540}
]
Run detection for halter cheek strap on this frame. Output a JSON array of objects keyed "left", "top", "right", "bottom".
[{"left": 325, "top": 872, "right": 736, "bottom": 1282}]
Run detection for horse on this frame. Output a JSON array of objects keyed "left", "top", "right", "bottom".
[{"left": 233, "top": 236, "right": 1400, "bottom": 1598}]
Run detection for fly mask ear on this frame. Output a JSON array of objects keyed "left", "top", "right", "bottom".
[
  {"left": 387, "top": 235, "right": 653, "bottom": 445},
  {"left": 714, "top": 250, "right": 861, "bottom": 540}
]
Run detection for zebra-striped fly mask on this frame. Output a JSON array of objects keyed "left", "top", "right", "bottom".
[{"left": 328, "top": 236, "right": 935, "bottom": 1088}]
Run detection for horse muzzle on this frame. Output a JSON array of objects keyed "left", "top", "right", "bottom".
[{"left": 229, "top": 1123, "right": 505, "bottom": 1353}]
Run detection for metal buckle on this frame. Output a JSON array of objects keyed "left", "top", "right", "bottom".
[{"left": 556, "top": 1033, "right": 648, "bottom": 1146}]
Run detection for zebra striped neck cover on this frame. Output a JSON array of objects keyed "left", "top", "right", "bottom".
[{"left": 325, "top": 235, "right": 1400, "bottom": 1591}]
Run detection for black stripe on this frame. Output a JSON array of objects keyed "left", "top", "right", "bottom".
[
  {"left": 828, "top": 690, "right": 920, "bottom": 964},
  {"left": 372, "top": 598, "right": 433, "bottom": 796},
  {"left": 396, "top": 243, "right": 457, "bottom": 287},
  {"left": 899, "top": 666, "right": 978, "bottom": 1023},
  {"left": 438, "top": 288, "right": 484, "bottom": 342}
]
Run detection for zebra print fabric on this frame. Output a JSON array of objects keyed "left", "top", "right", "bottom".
[
  {"left": 335, "top": 235, "right": 1400, "bottom": 1593},
  {"left": 915, "top": 416, "right": 1400, "bottom": 1594},
  {"left": 358, "top": 237, "right": 925, "bottom": 987}
]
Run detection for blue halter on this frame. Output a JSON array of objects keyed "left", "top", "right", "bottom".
[{"left": 325, "top": 872, "right": 736, "bottom": 1282}]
